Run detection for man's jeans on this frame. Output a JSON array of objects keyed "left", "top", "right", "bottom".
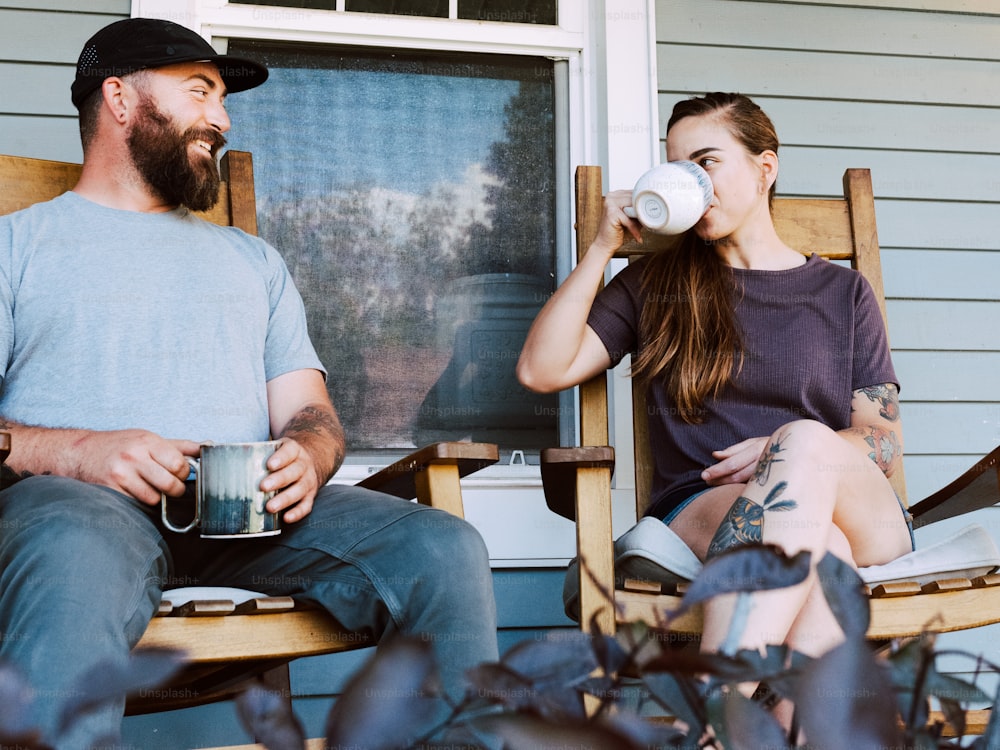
[{"left": 0, "top": 475, "right": 498, "bottom": 748}]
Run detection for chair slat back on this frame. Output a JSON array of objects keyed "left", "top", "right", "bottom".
[
  {"left": 0, "top": 151, "right": 257, "bottom": 235},
  {"left": 573, "top": 165, "right": 906, "bottom": 516}
]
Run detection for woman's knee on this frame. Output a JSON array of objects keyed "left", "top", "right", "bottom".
[
  {"left": 772, "top": 419, "right": 838, "bottom": 451},
  {"left": 769, "top": 419, "right": 862, "bottom": 477}
]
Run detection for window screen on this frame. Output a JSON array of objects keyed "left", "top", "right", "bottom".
[{"left": 225, "top": 42, "right": 560, "bottom": 458}]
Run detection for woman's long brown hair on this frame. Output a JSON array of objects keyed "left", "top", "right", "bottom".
[{"left": 631, "top": 93, "right": 780, "bottom": 423}]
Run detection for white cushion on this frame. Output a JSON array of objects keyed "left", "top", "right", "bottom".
[
  {"left": 612, "top": 516, "right": 703, "bottom": 583},
  {"left": 563, "top": 517, "right": 702, "bottom": 619},
  {"left": 562, "top": 518, "right": 1000, "bottom": 619},
  {"left": 859, "top": 524, "right": 1000, "bottom": 587}
]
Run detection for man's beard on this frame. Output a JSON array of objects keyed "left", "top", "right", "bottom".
[{"left": 127, "top": 95, "right": 227, "bottom": 212}]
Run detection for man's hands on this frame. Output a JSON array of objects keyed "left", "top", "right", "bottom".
[
  {"left": 63, "top": 429, "right": 202, "bottom": 505},
  {"left": 265, "top": 370, "right": 347, "bottom": 525},
  {"left": 75, "top": 426, "right": 330, "bottom": 524},
  {"left": 260, "top": 437, "right": 324, "bottom": 524},
  {"left": 73, "top": 426, "right": 331, "bottom": 524},
  {"left": 1, "top": 370, "right": 343, "bottom": 526}
]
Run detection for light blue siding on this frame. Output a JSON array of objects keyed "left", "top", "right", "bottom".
[{"left": 0, "top": 2, "right": 130, "bottom": 160}]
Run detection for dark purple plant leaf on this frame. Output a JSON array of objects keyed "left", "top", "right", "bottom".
[
  {"left": 324, "top": 636, "right": 440, "bottom": 750},
  {"left": 924, "top": 671, "right": 990, "bottom": 705},
  {"left": 936, "top": 696, "right": 966, "bottom": 739},
  {"left": 759, "top": 648, "right": 812, "bottom": 707},
  {"left": 971, "top": 681, "right": 1000, "bottom": 750},
  {"left": 793, "top": 638, "right": 904, "bottom": 750},
  {"left": 55, "top": 648, "right": 185, "bottom": 736},
  {"left": 641, "top": 643, "right": 793, "bottom": 688},
  {"left": 672, "top": 545, "right": 810, "bottom": 618},
  {"left": 815, "top": 551, "right": 869, "bottom": 638},
  {"left": 639, "top": 643, "right": 742, "bottom": 677},
  {"left": 500, "top": 630, "right": 598, "bottom": 681},
  {"left": 474, "top": 713, "right": 643, "bottom": 750},
  {"left": 477, "top": 632, "right": 598, "bottom": 721},
  {"left": 705, "top": 688, "right": 792, "bottom": 750},
  {"left": 235, "top": 683, "right": 306, "bottom": 750},
  {"left": 575, "top": 674, "right": 617, "bottom": 700},
  {"left": 640, "top": 671, "right": 705, "bottom": 743},
  {"left": 598, "top": 711, "right": 687, "bottom": 747},
  {"left": 887, "top": 637, "right": 929, "bottom": 725},
  {"left": 464, "top": 662, "right": 537, "bottom": 711},
  {"left": 592, "top": 628, "right": 632, "bottom": 675}
]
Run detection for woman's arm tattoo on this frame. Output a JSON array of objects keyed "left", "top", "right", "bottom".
[
  {"left": 863, "top": 426, "right": 901, "bottom": 474},
  {"left": 856, "top": 384, "right": 900, "bottom": 421}
]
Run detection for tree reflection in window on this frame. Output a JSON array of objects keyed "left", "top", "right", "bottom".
[{"left": 226, "top": 43, "right": 559, "bottom": 456}]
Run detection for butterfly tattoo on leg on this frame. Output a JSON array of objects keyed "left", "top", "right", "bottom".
[{"left": 707, "top": 480, "right": 799, "bottom": 558}]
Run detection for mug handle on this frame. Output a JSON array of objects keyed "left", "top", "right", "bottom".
[
  {"left": 161, "top": 457, "right": 200, "bottom": 533},
  {"left": 623, "top": 206, "right": 637, "bottom": 219}
]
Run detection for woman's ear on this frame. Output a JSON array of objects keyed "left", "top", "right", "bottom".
[{"left": 760, "top": 150, "right": 779, "bottom": 194}]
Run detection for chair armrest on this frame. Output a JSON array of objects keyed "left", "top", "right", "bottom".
[
  {"left": 540, "top": 446, "right": 615, "bottom": 521},
  {"left": 357, "top": 441, "right": 498, "bottom": 502},
  {"left": 909, "top": 444, "right": 1000, "bottom": 529}
]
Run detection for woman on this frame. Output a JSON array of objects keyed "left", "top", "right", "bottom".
[{"left": 517, "top": 93, "right": 912, "bottom": 672}]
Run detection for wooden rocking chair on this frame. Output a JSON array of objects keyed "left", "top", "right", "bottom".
[
  {"left": 0, "top": 151, "right": 499, "bottom": 715},
  {"left": 543, "top": 165, "right": 1000, "bottom": 648}
]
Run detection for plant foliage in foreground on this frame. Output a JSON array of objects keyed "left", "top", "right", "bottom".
[{"left": 2, "top": 545, "right": 998, "bottom": 748}]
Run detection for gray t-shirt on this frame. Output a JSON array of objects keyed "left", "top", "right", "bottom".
[
  {"left": 0, "top": 192, "right": 324, "bottom": 442},
  {"left": 587, "top": 253, "right": 898, "bottom": 519}
]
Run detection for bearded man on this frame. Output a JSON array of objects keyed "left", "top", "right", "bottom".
[{"left": 0, "top": 18, "right": 497, "bottom": 748}]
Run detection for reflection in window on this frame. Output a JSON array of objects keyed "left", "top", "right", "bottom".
[{"left": 226, "top": 43, "right": 559, "bottom": 457}]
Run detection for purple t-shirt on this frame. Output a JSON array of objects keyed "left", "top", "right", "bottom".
[{"left": 587, "top": 253, "right": 898, "bottom": 519}]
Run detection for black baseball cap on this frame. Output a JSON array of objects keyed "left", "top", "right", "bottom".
[{"left": 71, "top": 18, "right": 268, "bottom": 110}]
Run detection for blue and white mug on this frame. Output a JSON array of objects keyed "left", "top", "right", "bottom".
[{"left": 161, "top": 440, "right": 281, "bottom": 538}]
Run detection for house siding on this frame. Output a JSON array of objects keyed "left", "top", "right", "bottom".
[{"left": 0, "top": 0, "right": 130, "bottom": 161}]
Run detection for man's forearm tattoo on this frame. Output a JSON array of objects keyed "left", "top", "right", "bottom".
[
  {"left": 707, "top": 480, "right": 798, "bottom": 557},
  {"left": 280, "top": 406, "right": 342, "bottom": 441},
  {"left": 280, "top": 406, "right": 345, "bottom": 474}
]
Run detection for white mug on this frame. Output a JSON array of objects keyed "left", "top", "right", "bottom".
[{"left": 624, "top": 160, "right": 713, "bottom": 235}]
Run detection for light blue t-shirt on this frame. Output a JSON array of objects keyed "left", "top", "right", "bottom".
[{"left": 0, "top": 192, "right": 325, "bottom": 442}]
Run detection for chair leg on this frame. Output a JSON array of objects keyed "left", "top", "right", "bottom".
[{"left": 257, "top": 663, "right": 293, "bottom": 714}]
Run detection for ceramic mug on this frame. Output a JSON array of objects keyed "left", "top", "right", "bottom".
[
  {"left": 161, "top": 440, "right": 282, "bottom": 538},
  {"left": 624, "top": 160, "right": 713, "bottom": 235}
]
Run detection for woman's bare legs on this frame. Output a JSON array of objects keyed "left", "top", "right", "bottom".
[{"left": 669, "top": 419, "right": 912, "bottom": 657}]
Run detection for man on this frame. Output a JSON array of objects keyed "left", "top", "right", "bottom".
[{"left": 0, "top": 18, "right": 497, "bottom": 747}]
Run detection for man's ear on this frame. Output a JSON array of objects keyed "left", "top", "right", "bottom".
[{"left": 101, "top": 77, "right": 131, "bottom": 124}]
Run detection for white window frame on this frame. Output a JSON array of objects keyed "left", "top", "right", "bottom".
[{"left": 130, "top": 0, "right": 657, "bottom": 513}]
